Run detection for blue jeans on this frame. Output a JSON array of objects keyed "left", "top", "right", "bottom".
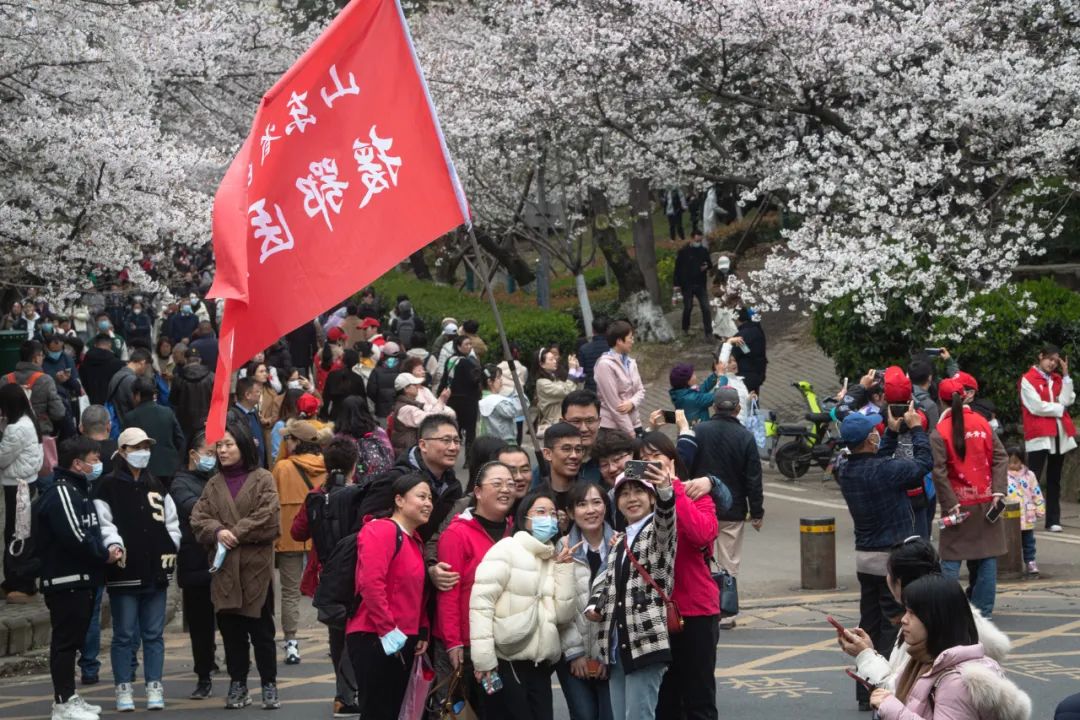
[
  {"left": 942, "top": 558, "right": 997, "bottom": 618},
  {"left": 556, "top": 659, "right": 613, "bottom": 720},
  {"left": 1022, "top": 530, "right": 1037, "bottom": 563},
  {"left": 608, "top": 662, "right": 666, "bottom": 720},
  {"left": 109, "top": 589, "right": 166, "bottom": 684},
  {"left": 78, "top": 586, "right": 104, "bottom": 678}
]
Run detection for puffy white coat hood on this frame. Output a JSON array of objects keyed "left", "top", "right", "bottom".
[
  {"left": 0, "top": 416, "right": 42, "bottom": 486},
  {"left": 468, "top": 530, "right": 577, "bottom": 672}
]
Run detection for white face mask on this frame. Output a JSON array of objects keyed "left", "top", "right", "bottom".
[{"left": 126, "top": 449, "right": 152, "bottom": 469}]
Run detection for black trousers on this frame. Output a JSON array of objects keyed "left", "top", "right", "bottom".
[
  {"left": 216, "top": 585, "right": 276, "bottom": 686},
  {"left": 347, "top": 631, "right": 418, "bottom": 720},
  {"left": 681, "top": 285, "right": 712, "bottom": 336},
  {"left": 667, "top": 212, "right": 685, "bottom": 241},
  {"left": 656, "top": 614, "right": 719, "bottom": 720},
  {"left": 2, "top": 484, "right": 38, "bottom": 594},
  {"left": 1027, "top": 450, "right": 1065, "bottom": 527},
  {"left": 481, "top": 658, "right": 553, "bottom": 720},
  {"left": 448, "top": 397, "right": 478, "bottom": 458},
  {"left": 182, "top": 584, "right": 218, "bottom": 681},
  {"left": 45, "top": 588, "right": 96, "bottom": 703},
  {"left": 855, "top": 572, "right": 902, "bottom": 703},
  {"left": 329, "top": 626, "right": 358, "bottom": 705}
]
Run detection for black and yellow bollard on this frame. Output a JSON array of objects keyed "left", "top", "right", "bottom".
[
  {"left": 997, "top": 501, "right": 1024, "bottom": 579},
  {"left": 800, "top": 516, "right": 837, "bottom": 590}
]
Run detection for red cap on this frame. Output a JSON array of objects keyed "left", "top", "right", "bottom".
[
  {"left": 358, "top": 317, "right": 380, "bottom": 329},
  {"left": 883, "top": 366, "right": 912, "bottom": 403},
  {"left": 326, "top": 326, "right": 346, "bottom": 342},
  {"left": 938, "top": 376, "right": 967, "bottom": 401},
  {"left": 954, "top": 371, "right": 978, "bottom": 392},
  {"left": 296, "top": 393, "right": 321, "bottom": 417}
]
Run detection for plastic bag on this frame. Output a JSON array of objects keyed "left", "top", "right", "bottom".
[
  {"left": 398, "top": 653, "right": 435, "bottom": 720},
  {"left": 746, "top": 398, "right": 766, "bottom": 449}
]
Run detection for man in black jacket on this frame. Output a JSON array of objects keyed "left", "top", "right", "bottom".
[
  {"left": 123, "top": 377, "right": 186, "bottom": 488},
  {"left": 358, "top": 414, "right": 463, "bottom": 589},
  {"left": 673, "top": 231, "right": 713, "bottom": 337},
  {"left": 683, "top": 387, "right": 763, "bottom": 629},
  {"left": 38, "top": 437, "right": 119, "bottom": 719},
  {"left": 171, "top": 348, "right": 215, "bottom": 442},
  {"left": 576, "top": 317, "right": 609, "bottom": 393},
  {"left": 78, "top": 335, "right": 125, "bottom": 406},
  {"left": 733, "top": 308, "right": 768, "bottom": 395}
]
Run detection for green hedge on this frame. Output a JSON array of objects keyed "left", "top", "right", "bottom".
[
  {"left": 812, "top": 279, "right": 1080, "bottom": 422},
  {"left": 370, "top": 274, "right": 579, "bottom": 363}
]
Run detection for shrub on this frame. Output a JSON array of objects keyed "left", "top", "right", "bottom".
[
  {"left": 813, "top": 279, "right": 1080, "bottom": 422},
  {"left": 370, "top": 274, "right": 578, "bottom": 363}
]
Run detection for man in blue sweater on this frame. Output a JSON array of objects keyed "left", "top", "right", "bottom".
[{"left": 836, "top": 406, "right": 932, "bottom": 710}]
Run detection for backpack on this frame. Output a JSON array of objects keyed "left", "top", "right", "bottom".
[
  {"left": 312, "top": 518, "right": 402, "bottom": 628},
  {"left": 5, "top": 371, "right": 46, "bottom": 424},
  {"left": 396, "top": 314, "right": 415, "bottom": 347},
  {"left": 356, "top": 433, "right": 394, "bottom": 478},
  {"left": 305, "top": 477, "right": 364, "bottom": 562}
]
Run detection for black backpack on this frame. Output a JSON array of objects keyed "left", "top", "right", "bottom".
[
  {"left": 305, "top": 475, "right": 364, "bottom": 563},
  {"left": 312, "top": 518, "right": 402, "bottom": 628}
]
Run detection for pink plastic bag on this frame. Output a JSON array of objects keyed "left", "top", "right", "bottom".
[{"left": 398, "top": 653, "right": 435, "bottom": 720}]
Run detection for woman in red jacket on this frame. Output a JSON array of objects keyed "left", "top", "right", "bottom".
[
  {"left": 638, "top": 432, "right": 721, "bottom": 720},
  {"left": 346, "top": 473, "right": 432, "bottom": 720},
  {"left": 434, "top": 461, "right": 515, "bottom": 710},
  {"left": 1019, "top": 344, "right": 1076, "bottom": 532}
]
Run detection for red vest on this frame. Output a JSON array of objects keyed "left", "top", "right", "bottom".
[
  {"left": 936, "top": 407, "right": 994, "bottom": 506},
  {"left": 1020, "top": 367, "right": 1077, "bottom": 441}
]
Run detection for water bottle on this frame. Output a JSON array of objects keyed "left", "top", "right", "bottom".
[{"left": 937, "top": 511, "right": 971, "bottom": 529}]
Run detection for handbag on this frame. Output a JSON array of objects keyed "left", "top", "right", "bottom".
[
  {"left": 38, "top": 435, "right": 57, "bottom": 479},
  {"left": 706, "top": 551, "right": 739, "bottom": 616},
  {"left": 624, "top": 535, "right": 683, "bottom": 634},
  {"left": 428, "top": 666, "right": 478, "bottom": 720}
]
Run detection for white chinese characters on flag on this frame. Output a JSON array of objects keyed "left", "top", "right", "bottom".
[{"left": 206, "top": 0, "right": 469, "bottom": 440}]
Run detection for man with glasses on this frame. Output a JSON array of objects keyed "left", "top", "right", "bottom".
[
  {"left": 835, "top": 406, "right": 932, "bottom": 711},
  {"left": 557, "top": 390, "right": 606, "bottom": 484},
  {"left": 496, "top": 446, "right": 534, "bottom": 517},
  {"left": 358, "top": 414, "right": 465, "bottom": 594},
  {"left": 536, "top": 423, "right": 597, "bottom": 531}
]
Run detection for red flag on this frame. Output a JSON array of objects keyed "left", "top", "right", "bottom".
[{"left": 205, "top": 0, "right": 468, "bottom": 441}]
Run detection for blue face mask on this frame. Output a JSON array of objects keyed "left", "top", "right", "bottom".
[
  {"left": 529, "top": 515, "right": 559, "bottom": 543},
  {"left": 46, "top": 350, "right": 62, "bottom": 361},
  {"left": 196, "top": 455, "right": 217, "bottom": 473},
  {"left": 86, "top": 461, "right": 103, "bottom": 483},
  {"left": 180, "top": 305, "right": 192, "bottom": 315},
  {"left": 386, "top": 357, "right": 398, "bottom": 368},
  {"left": 98, "top": 320, "right": 110, "bottom": 331}
]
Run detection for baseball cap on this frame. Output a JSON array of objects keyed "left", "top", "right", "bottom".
[
  {"left": 883, "top": 366, "right": 912, "bottom": 403},
  {"left": 840, "top": 413, "right": 883, "bottom": 445},
  {"left": 713, "top": 386, "right": 740, "bottom": 411},
  {"left": 613, "top": 472, "right": 657, "bottom": 499},
  {"left": 116, "top": 427, "right": 156, "bottom": 450},
  {"left": 938, "top": 376, "right": 967, "bottom": 401},
  {"left": 954, "top": 371, "right": 979, "bottom": 392},
  {"left": 326, "top": 326, "right": 346, "bottom": 343},
  {"left": 395, "top": 373, "right": 425, "bottom": 392},
  {"left": 296, "top": 393, "right": 321, "bottom": 417},
  {"left": 359, "top": 317, "right": 380, "bottom": 329}
]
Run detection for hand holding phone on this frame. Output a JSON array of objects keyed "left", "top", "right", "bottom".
[
  {"left": 985, "top": 499, "right": 1005, "bottom": 524},
  {"left": 846, "top": 668, "right": 877, "bottom": 691},
  {"left": 662, "top": 410, "right": 677, "bottom": 424}
]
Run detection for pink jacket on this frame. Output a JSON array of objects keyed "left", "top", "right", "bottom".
[
  {"left": 878, "top": 644, "right": 1030, "bottom": 720},
  {"left": 594, "top": 352, "right": 645, "bottom": 436},
  {"left": 670, "top": 480, "right": 719, "bottom": 617},
  {"left": 346, "top": 518, "right": 429, "bottom": 638}
]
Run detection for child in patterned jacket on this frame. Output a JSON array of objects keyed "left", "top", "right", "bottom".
[{"left": 1007, "top": 446, "right": 1046, "bottom": 575}]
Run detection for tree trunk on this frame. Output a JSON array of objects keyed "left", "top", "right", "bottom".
[
  {"left": 535, "top": 163, "right": 552, "bottom": 308},
  {"left": 408, "top": 250, "right": 432, "bottom": 280},
  {"left": 630, "top": 177, "right": 660, "bottom": 303},
  {"left": 574, "top": 273, "right": 594, "bottom": 337},
  {"left": 474, "top": 228, "right": 535, "bottom": 287},
  {"left": 588, "top": 187, "right": 674, "bottom": 342},
  {"left": 588, "top": 186, "right": 645, "bottom": 301}
]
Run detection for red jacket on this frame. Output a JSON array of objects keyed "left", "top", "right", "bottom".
[
  {"left": 936, "top": 407, "right": 995, "bottom": 507},
  {"left": 670, "top": 479, "right": 720, "bottom": 617},
  {"left": 435, "top": 510, "right": 512, "bottom": 649},
  {"left": 346, "top": 518, "right": 429, "bottom": 637},
  {"left": 289, "top": 493, "right": 320, "bottom": 598},
  {"left": 1020, "top": 367, "right": 1077, "bottom": 441}
]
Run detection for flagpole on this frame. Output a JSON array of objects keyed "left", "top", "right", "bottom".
[{"left": 464, "top": 225, "right": 544, "bottom": 454}]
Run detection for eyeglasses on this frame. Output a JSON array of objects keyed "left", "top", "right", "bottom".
[
  {"left": 556, "top": 444, "right": 585, "bottom": 456},
  {"left": 422, "top": 435, "right": 462, "bottom": 446},
  {"left": 528, "top": 507, "right": 556, "bottom": 518},
  {"left": 481, "top": 481, "right": 515, "bottom": 491},
  {"left": 564, "top": 416, "right": 599, "bottom": 427}
]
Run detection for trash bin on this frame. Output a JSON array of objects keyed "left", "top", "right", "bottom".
[{"left": 0, "top": 330, "right": 24, "bottom": 376}]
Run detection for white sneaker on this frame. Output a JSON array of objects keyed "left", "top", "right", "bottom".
[
  {"left": 284, "top": 639, "right": 301, "bottom": 665},
  {"left": 51, "top": 699, "right": 99, "bottom": 720},
  {"left": 70, "top": 694, "right": 102, "bottom": 714},
  {"left": 146, "top": 681, "right": 165, "bottom": 711},
  {"left": 115, "top": 683, "right": 135, "bottom": 712},
  {"left": 1049, "top": 524, "right": 1064, "bottom": 533}
]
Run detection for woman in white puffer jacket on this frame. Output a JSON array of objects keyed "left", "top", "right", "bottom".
[
  {"left": 469, "top": 490, "right": 578, "bottom": 720},
  {"left": 840, "top": 538, "right": 1011, "bottom": 692},
  {"left": 0, "top": 384, "right": 44, "bottom": 601}
]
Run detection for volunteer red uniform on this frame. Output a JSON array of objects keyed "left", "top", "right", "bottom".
[{"left": 435, "top": 512, "right": 511, "bottom": 653}]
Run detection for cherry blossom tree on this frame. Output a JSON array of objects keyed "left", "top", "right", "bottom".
[
  {"left": 0, "top": 1, "right": 319, "bottom": 299},
  {"left": 413, "top": 0, "right": 1080, "bottom": 334}
]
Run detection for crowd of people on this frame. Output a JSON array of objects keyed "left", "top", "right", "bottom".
[{"left": 0, "top": 274, "right": 1073, "bottom": 720}]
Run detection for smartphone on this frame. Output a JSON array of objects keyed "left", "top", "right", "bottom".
[
  {"left": 623, "top": 460, "right": 660, "bottom": 480},
  {"left": 924, "top": 347, "right": 943, "bottom": 357},
  {"left": 986, "top": 501, "right": 1005, "bottom": 524},
  {"left": 888, "top": 404, "right": 909, "bottom": 419},
  {"left": 662, "top": 410, "right": 677, "bottom": 424},
  {"left": 846, "top": 668, "right": 877, "bottom": 690}
]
